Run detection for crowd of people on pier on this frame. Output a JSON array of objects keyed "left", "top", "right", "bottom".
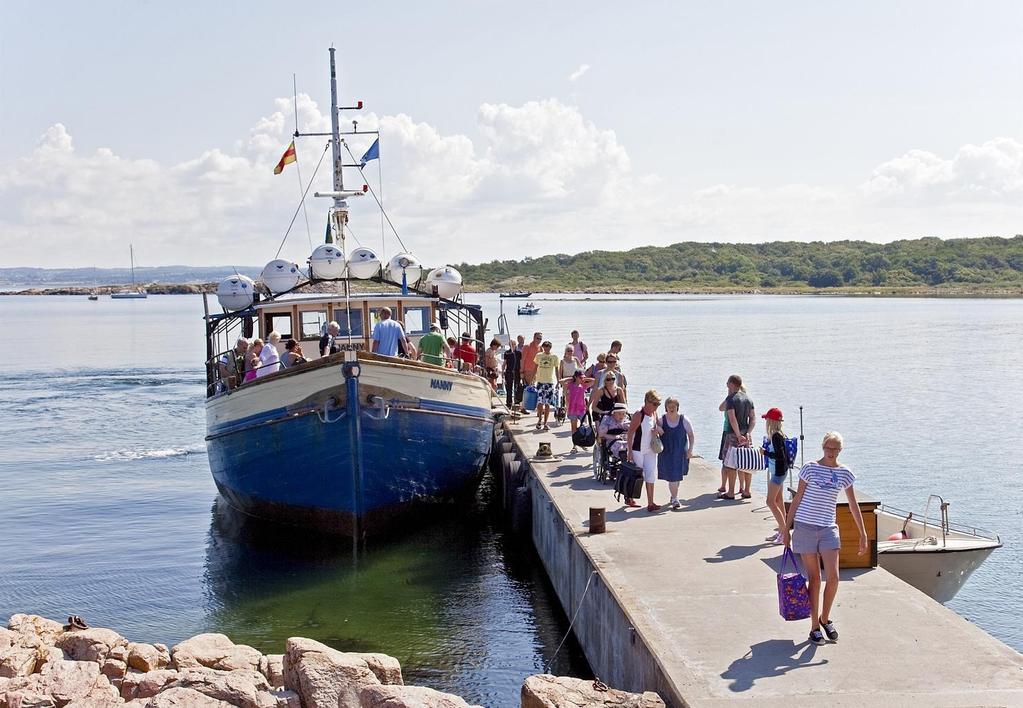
[
  {"left": 494, "top": 329, "right": 866, "bottom": 647},
  {"left": 215, "top": 314, "right": 865, "bottom": 646}
]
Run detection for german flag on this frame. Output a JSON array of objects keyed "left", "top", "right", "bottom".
[{"left": 273, "top": 141, "right": 297, "bottom": 175}]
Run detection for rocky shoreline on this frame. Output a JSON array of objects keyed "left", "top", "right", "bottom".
[{"left": 0, "top": 614, "right": 663, "bottom": 708}]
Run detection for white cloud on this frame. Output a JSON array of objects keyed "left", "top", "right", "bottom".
[
  {"left": 568, "top": 64, "right": 590, "bottom": 82},
  {"left": 0, "top": 96, "right": 637, "bottom": 268},
  {"left": 860, "top": 138, "right": 1023, "bottom": 202},
  {"left": 0, "top": 100, "right": 1020, "bottom": 271}
]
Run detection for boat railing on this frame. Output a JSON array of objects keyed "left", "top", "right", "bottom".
[
  {"left": 878, "top": 501, "right": 1000, "bottom": 544},
  {"left": 205, "top": 344, "right": 492, "bottom": 398}
]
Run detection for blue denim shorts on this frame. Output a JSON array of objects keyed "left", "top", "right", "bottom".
[
  {"left": 768, "top": 472, "right": 787, "bottom": 486},
  {"left": 792, "top": 521, "right": 841, "bottom": 554}
]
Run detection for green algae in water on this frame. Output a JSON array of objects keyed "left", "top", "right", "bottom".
[{"left": 201, "top": 500, "right": 589, "bottom": 692}]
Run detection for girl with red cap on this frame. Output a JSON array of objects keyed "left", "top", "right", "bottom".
[{"left": 761, "top": 408, "right": 790, "bottom": 543}]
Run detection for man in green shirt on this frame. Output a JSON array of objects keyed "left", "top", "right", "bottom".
[{"left": 418, "top": 324, "right": 451, "bottom": 366}]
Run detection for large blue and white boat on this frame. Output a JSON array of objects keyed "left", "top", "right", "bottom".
[{"left": 202, "top": 49, "right": 499, "bottom": 537}]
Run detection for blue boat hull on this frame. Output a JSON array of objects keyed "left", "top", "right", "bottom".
[{"left": 205, "top": 357, "right": 496, "bottom": 535}]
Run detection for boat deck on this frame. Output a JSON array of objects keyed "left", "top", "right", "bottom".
[
  {"left": 877, "top": 536, "right": 1002, "bottom": 552},
  {"left": 504, "top": 414, "right": 1023, "bottom": 707}
]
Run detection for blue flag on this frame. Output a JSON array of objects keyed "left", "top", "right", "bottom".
[{"left": 360, "top": 138, "right": 380, "bottom": 164}]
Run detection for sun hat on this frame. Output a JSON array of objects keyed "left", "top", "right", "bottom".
[
  {"left": 612, "top": 402, "right": 629, "bottom": 412},
  {"left": 762, "top": 407, "right": 784, "bottom": 421}
]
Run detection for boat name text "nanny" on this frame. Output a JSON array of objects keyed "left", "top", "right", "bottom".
[{"left": 430, "top": 379, "right": 453, "bottom": 391}]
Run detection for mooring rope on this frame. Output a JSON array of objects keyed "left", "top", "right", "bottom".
[{"left": 544, "top": 570, "right": 598, "bottom": 674}]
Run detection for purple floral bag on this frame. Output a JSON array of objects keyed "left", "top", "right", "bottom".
[{"left": 777, "top": 547, "right": 812, "bottom": 621}]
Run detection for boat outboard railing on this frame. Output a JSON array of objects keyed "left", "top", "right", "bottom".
[
  {"left": 878, "top": 501, "right": 1001, "bottom": 544},
  {"left": 922, "top": 494, "right": 949, "bottom": 547}
]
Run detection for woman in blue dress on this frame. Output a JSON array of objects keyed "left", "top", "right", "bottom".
[{"left": 658, "top": 397, "right": 695, "bottom": 510}]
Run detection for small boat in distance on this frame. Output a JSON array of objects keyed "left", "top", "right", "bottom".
[
  {"left": 500, "top": 291, "right": 532, "bottom": 298},
  {"left": 517, "top": 302, "right": 541, "bottom": 315},
  {"left": 87, "top": 266, "right": 100, "bottom": 299},
  {"left": 111, "top": 244, "right": 148, "bottom": 299},
  {"left": 876, "top": 495, "right": 1001, "bottom": 603}
]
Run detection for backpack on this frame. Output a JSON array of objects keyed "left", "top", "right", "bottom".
[{"left": 763, "top": 435, "right": 799, "bottom": 472}]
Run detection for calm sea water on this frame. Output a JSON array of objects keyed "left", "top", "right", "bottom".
[
  {"left": 0, "top": 295, "right": 589, "bottom": 706},
  {"left": 494, "top": 292, "right": 1023, "bottom": 652},
  {"left": 0, "top": 293, "right": 1020, "bottom": 701}
]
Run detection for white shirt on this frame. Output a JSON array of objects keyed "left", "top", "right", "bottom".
[{"left": 257, "top": 342, "right": 281, "bottom": 377}]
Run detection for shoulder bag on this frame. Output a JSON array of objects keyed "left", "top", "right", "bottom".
[
  {"left": 572, "top": 410, "right": 596, "bottom": 448},
  {"left": 777, "top": 547, "right": 812, "bottom": 621}
]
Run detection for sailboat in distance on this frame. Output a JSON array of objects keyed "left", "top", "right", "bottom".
[{"left": 111, "top": 244, "right": 148, "bottom": 299}]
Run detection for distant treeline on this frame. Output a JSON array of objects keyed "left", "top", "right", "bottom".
[{"left": 457, "top": 235, "right": 1023, "bottom": 292}]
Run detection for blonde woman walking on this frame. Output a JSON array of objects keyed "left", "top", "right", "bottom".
[
  {"left": 657, "top": 397, "right": 694, "bottom": 510},
  {"left": 626, "top": 390, "right": 664, "bottom": 512},
  {"left": 782, "top": 432, "right": 867, "bottom": 646}
]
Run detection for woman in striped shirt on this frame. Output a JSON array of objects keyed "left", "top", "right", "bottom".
[{"left": 782, "top": 431, "right": 868, "bottom": 646}]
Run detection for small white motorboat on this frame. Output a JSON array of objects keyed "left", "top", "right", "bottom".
[
  {"left": 875, "top": 495, "right": 1001, "bottom": 603},
  {"left": 517, "top": 302, "right": 541, "bottom": 315}
]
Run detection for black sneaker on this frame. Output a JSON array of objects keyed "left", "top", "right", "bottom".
[
  {"left": 809, "top": 629, "right": 826, "bottom": 646},
  {"left": 820, "top": 618, "right": 838, "bottom": 641}
]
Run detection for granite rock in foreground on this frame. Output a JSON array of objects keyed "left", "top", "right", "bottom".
[
  {"left": 1, "top": 614, "right": 661, "bottom": 707},
  {"left": 521, "top": 675, "right": 665, "bottom": 708}
]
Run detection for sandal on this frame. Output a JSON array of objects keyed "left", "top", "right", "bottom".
[
  {"left": 717, "top": 486, "right": 726, "bottom": 493},
  {"left": 741, "top": 492, "right": 752, "bottom": 499},
  {"left": 716, "top": 493, "right": 735, "bottom": 500}
]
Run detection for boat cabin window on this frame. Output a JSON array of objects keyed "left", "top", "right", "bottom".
[
  {"left": 331, "top": 307, "right": 365, "bottom": 337},
  {"left": 300, "top": 310, "right": 327, "bottom": 340},
  {"left": 263, "top": 313, "right": 292, "bottom": 339},
  {"left": 402, "top": 306, "right": 431, "bottom": 335}
]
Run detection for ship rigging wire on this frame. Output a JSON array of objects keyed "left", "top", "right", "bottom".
[
  {"left": 275, "top": 142, "right": 331, "bottom": 259},
  {"left": 342, "top": 143, "right": 410, "bottom": 254}
]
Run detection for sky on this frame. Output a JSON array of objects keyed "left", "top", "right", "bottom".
[{"left": 1, "top": 1, "right": 1021, "bottom": 270}]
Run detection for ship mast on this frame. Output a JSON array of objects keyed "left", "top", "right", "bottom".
[
  {"left": 328, "top": 47, "right": 344, "bottom": 203},
  {"left": 314, "top": 47, "right": 365, "bottom": 250}
]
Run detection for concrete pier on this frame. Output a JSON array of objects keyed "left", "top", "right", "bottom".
[{"left": 500, "top": 415, "right": 1023, "bottom": 707}]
